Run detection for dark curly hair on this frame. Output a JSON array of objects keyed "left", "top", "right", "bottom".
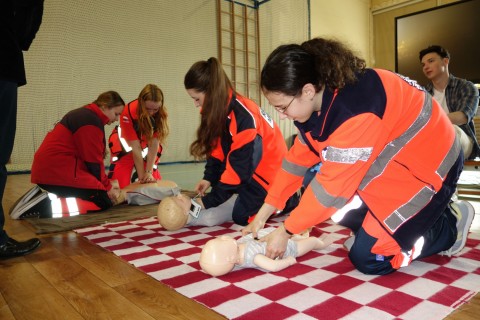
[{"left": 261, "top": 38, "right": 366, "bottom": 95}]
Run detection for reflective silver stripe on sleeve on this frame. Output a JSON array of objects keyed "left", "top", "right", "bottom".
[
  {"left": 297, "top": 133, "right": 307, "bottom": 145},
  {"left": 360, "top": 93, "right": 432, "bottom": 190},
  {"left": 323, "top": 146, "right": 372, "bottom": 164},
  {"left": 281, "top": 158, "right": 310, "bottom": 177},
  {"left": 310, "top": 178, "right": 349, "bottom": 209},
  {"left": 436, "top": 134, "right": 461, "bottom": 178},
  {"left": 331, "top": 195, "right": 363, "bottom": 222},
  {"left": 384, "top": 186, "right": 435, "bottom": 232}
]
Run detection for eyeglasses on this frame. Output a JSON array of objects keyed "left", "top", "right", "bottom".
[{"left": 274, "top": 96, "right": 295, "bottom": 114}]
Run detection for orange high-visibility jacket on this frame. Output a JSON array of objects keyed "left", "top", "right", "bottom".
[
  {"left": 202, "top": 92, "right": 287, "bottom": 208},
  {"left": 266, "top": 69, "right": 460, "bottom": 249},
  {"left": 109, "top": 99, "right": 162, "bottom": 159}
]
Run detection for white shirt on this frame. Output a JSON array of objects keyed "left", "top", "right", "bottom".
[{"left": 433, "top": 88, "right": 449, "bottom": 113}]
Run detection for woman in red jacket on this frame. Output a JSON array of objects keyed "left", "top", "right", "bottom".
[
  {"left": 184, "top": 57, "right": 298, "bottom": 226},
  {"left": 108, "top": 84, "right": 169, "bottom": 188},
  {"left": 24, "top": 91, "right": 125, "bottom": 218},
  {"left": 243, "top": 38, "right": 474, "bottom": 275}
]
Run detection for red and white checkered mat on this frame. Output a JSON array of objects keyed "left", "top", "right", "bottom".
[{"left": 75, "top": 216, "right": 480, "bottom": 320}]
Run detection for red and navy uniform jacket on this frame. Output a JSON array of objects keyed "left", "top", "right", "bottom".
[
  {"left": 109, "top": 99, "right": 162, "bottom": 164},
  {"left": 267, "top": 69, "right": 461, "bottom": 254},
  {"left": 202, "top": 92, "right": 288, "bottom": 209},
  {"left": 31, "top": 103, "right": 112, "bottom": 191}
]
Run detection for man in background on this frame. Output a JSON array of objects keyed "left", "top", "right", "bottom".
[
  {"left": 0, "top": 0, "right": 44, "bottom": 259},
  {"left": 420, "top": 45, "right": 480, "bottom": 160}
]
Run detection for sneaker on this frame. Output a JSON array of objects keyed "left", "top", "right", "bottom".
[
  {"left": 8, "top": 185, "right": 42, "bottom": 217},
  {"left": 10, "top": 192, "right": 51, "bottom": 219},
  {"left": 439, "top": 200, "right": 475, "bottom": 257}
]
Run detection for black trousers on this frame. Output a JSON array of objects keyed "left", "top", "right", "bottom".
[
  {"left": 0, "top": 80, "right": 18, "bottom": 245},
  {"left": 38, "top": 184, "right": 113, "bottom": 211},
  {"left": 341, "top": 154, "right": 462, "bottom": 275}
]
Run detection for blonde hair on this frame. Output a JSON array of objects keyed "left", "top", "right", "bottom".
[{"left": 136, "top": 84, "right": 169, "bottom": 144}]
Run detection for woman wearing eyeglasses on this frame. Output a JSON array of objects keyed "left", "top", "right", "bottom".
[
  {"left": 184, "top": 57, "right": 299, "bottom": 226},
  {"left": 242, "top": 38, "right": 474, "bottom": 275},
  {"left": 108, "top": 84, "right": 169, "bottom": 188}
]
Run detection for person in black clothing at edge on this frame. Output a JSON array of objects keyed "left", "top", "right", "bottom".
[{"left": 0, "top": 0, "right": 44, "bottom": 259}]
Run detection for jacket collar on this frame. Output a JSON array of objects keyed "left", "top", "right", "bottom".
[{"left": 85, "top": 103, "right": 109, "bottom": 125}]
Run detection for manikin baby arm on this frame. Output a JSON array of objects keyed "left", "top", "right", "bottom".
[
  {"left": 253, "top": 254, "right": 297, "bottom": 272},
  {"left": 253, "top": 234, "right": 332, "bottom": 271}
]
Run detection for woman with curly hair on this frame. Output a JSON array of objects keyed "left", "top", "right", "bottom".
[
  {"left": 243, "top": 38, "right": 474, "bottom": 275},
  {"left": 108, "top": 84, "right": 169, "bottom": 188},
  {"left": 184, "top": 57, "right": 299, "bottom": 226}
]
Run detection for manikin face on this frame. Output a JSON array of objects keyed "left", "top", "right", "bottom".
[
  {"left": 101, "top": 105, "right": 124, "bottom": 125},
  {"left": 263, "top": 85, "right": 320, "bottom": 123},
  {"left": 199, "top": 235, "right": 239, "bottom": 276},
  {"left": 421, "top": 52, "right": 449, "bottom": 81},
  {"left": 186, "top": 89, "right": 205, "bottom": 109}
]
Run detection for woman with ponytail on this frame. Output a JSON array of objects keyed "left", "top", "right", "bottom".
[
  {"left": 242, "top": 37, "right": 473, "bottom": 275},
  {"left": 108, "top": 84, "right": 169, "bottom": 188},
  {"left": 184, "top": 57, "right": 299, "bottom": 226}
]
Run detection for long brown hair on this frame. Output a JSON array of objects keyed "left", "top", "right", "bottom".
[
  {"left": 184, "top": 57, "right": 232, "bottom": 159},
  {"left": 136, "top": 84, "right": 169, "bottom": 144}
]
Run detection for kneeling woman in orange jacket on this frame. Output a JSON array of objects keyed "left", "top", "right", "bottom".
[
  {"left": 184, "top": 57, "right": 298, "bottom": 226},
  {"left": 29, "top": 91, "right": 125, "bottom": 216},
  {"left": 108, "top": 84, "right": 169, "bottom": 188},
  {"left": 243, "top": 38, "right": 473, "bottom": 275}
]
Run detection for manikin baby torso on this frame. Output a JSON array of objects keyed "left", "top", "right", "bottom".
[{"left": 235, "top": 227, "right": 299, "bottom": 269}]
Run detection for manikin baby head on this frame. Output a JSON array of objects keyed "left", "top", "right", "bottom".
[
  {"left": 157, "top": 194, "right": 190, "bottom": 231},
  {"left": 199, "top": 235, "right": 238, "bottom": 276}
]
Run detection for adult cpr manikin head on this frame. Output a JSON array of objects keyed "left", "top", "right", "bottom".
[
  {"left": 157, "top": 195, "right": 189, "bottom": 231},
  {"left": 199, "top": 235, "right": 238, "bottom": 276}
]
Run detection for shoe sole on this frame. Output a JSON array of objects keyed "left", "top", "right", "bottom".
[
  {"left": 8, "top": 186, "right": 41, "bottom": 216},
  {"left": 10, "top": 192, "right": 48, "bottom": 220},
  {"left": 453, "top": 202, "right": 475, "bottom": 255},
  {"left": 442, "top": 201, "right": 475, "bottom": 256}
]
